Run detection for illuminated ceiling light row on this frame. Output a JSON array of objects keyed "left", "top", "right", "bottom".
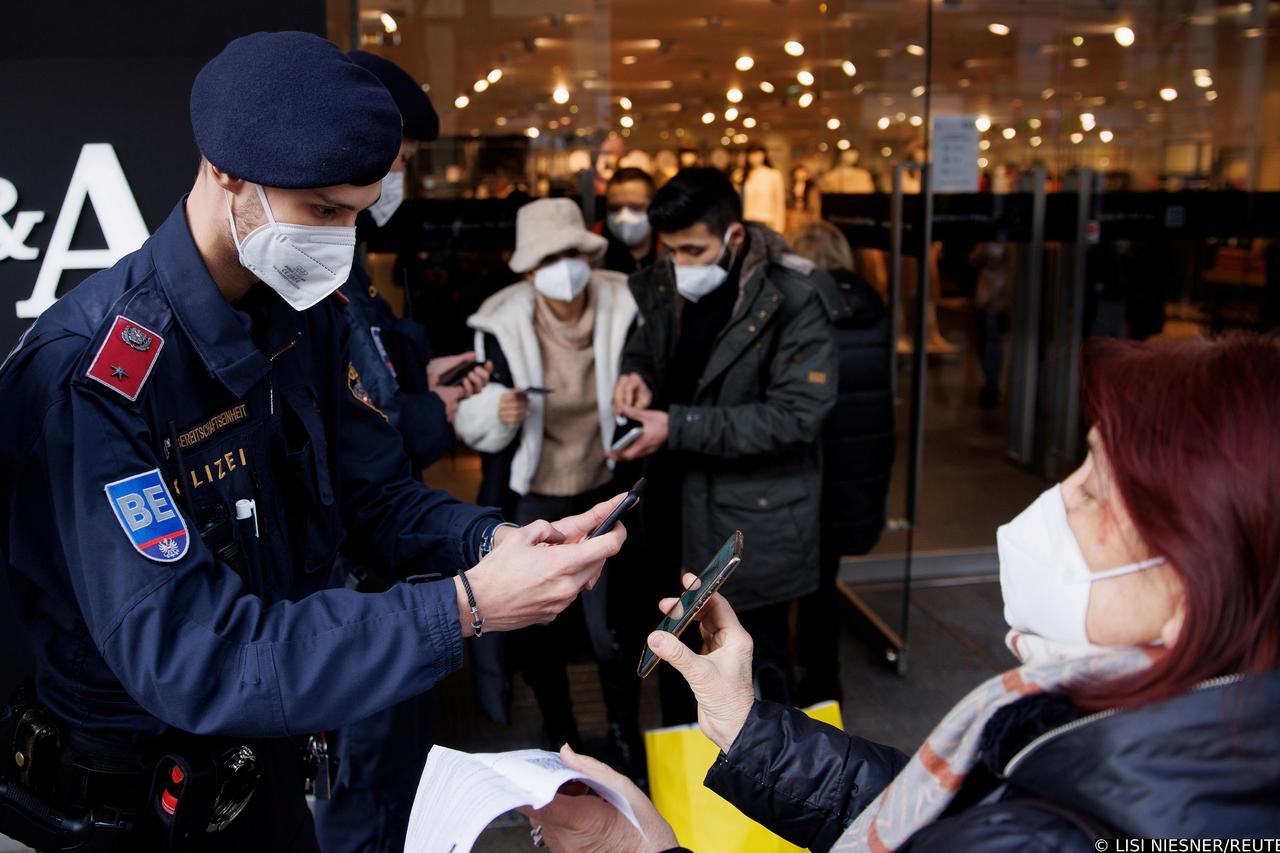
[{"left": 457, "top": 67, "right": 504, "bottom": 109}]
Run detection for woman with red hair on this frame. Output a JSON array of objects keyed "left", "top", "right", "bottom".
[{"left": 524, "top": 333, "right": 1280, "bottom": 851}]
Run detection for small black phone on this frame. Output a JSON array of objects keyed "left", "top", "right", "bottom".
[
  {"left": 610, "top": 415, "right": 644, "bottom": 453},
  {"left": 588, "top": 477, "right": 646, "bottom": 539},
  {"left": 638, "top": 530, "right": 744, "bottom": 678},
  {"left": 439, "top": 360, "right": 485, "bottom": 387}
]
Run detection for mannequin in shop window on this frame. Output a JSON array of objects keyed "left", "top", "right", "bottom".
[
  {"left": 787, "top": 163, "right": 822, "bottom": 231},
  {"left": 821, "top": 147, "right": 887, "bottom": 300},
  {"left": 741, "top": 144, "right": 788, "bottom": 235},
  {"left": 820, "top": 147, "right": 876, "bottom": 194}
]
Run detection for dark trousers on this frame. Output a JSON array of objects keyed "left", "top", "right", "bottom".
[
  {"left": 511, "top": 483, "right": 641, "bottom": 747},
  {"left": 796, "top": 538, "right": 844, "bottom": 706}
]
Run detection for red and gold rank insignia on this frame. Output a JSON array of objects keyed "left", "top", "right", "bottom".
[{"left": 86, "top": 315, "right": 165, "bottom": 402}]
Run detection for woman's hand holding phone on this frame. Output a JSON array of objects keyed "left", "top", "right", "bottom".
[{"left": 648, "top": 577, "right": 757, "bottom": 753}]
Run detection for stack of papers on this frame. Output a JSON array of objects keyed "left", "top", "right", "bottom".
[{"left": 404, "top": 746, "right": 642, "bottom": 852}]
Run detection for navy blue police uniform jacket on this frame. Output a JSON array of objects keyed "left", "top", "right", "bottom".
[{"left": 0, "top": 199, "right": 500, "bottom": 741}]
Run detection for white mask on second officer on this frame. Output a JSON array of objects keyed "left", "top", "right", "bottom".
[
  {"left": 997, "top": 484, "right": 1165, "bottom": 646},
  {"left": 367, "top": 171, "right": 405, "bottom": 228},
  {"left": 227, "top": 183, "right": 356, "bottom": 311}
]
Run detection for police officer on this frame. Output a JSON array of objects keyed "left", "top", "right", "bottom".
[
  {"left": 313, "top": 51, "right": 489, "bottom": 853},
  {"left": 0, "top": 31, "right": 625, "bottom": 852}
]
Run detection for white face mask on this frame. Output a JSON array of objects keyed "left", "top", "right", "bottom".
[
  {"left": 607, "top": 207, "right": 651, "bottom": 248},
  {"left": 997, "top": 484, "right": 1165, "bottom": 646},
  {"left": 675, "top": 226, "right": 737, "bottom": 303},
  {"left": 227, "top": 184, "right": 356, "bottom": 311},
  {"left": 367, "top": 171, "right": 405, "bottom": 228},
  {"left": 533, "top": 257, "right": 591, "bottom": 302}
]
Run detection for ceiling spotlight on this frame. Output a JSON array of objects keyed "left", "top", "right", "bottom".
[
  {"left": 975, "top": 115, "right": 992, "bottom": 132},
  {"left": 621, "top": 54, "right": 638, "bottom": 65},
  {"left": 379, "top": 12, "right": 398, "bottom": 33},
  {"left": 1030, "top": 136, "right": 1042, "bottom": 147},
  {"left": 906, "top": 44, "right": 925, "bottom": 56},
  {"left": 798, "top": 92, "right": 815, "bottom": 108},
  {"left": 1194, "top": 74, "right": 1213, "bottom": 88},
  {"left": 701, "top": 111, "right": 716, "bottom": 124},
  {"left": 797, "top": 70, "right": 815, "bottom": 86},
  {"left": 785, "top": 40, "right": 805, "bottom": 56},
  {"left": 619, "top": 115, "right": 635, "bottom": 128},
  {"left": 841, "top": 60, "right": 856, "bottom": 77},
  {"left": 743, "top": 117, "right": 757, "bottom": 128},
  {"left": 724, "top": 107, "right": 739, "bottom": 121},
  {"left": 1070, "top": 132, "right": 1084, "bottom": 144},
  {"left": 726, "top": 87, "right": 744, "bottom": 103},
  {"left": 988, "top": 23, "right": 1011, "bottom": 36},
  {"left": 495, "top": 116, "right": 507, "bottom": 126},
  {"left": 1029, "top": 117, "right": 1042, "bottom": 129},
  {"left": 721, "top": 135, "right": 732, "bottom": 146},
  {"left": 487, "top": 68, "right": 503, "bottom": 84},
  {"left": 1206, "top": 90, "right": 1219, "bottom": 101},
  {"left": 736, "top": 55, "right": 755, "bottom": 71},
  {"left": 827, "top": 117, "right": 841, "bottom": 130},
  {"left": 1245, "top": 27, "right": 1263, "bottom": 38},
  {"left": 733, "top": 133, "right": 748, "bottom": 144},
  {"left": 1099, "top": 129, "right": 1114, "bottom": 143},
  {"left": 1072, "top": 35, "right": 1084, "bottom": 46},
  {"left": 454, "top": 94, "right": 470, "bottom": 109},
  {"left": 837, "top": 138, "right": 851, "bottom": 150},
  {"left": 881, "top": 146, "right": 893, "bottom": 157},
  {"left": 895, "top": 111, "right": 907, "bottom": 121},
  {"left": 1042, "top": 87, "right": 1056, "bottom": 100},
  {"left": 979, "top": 139, "right": 991, "bottom": 151},
  {"left": 1080, "top": 112, "right": 1096, "bottom": 131},
  {"left": 1160, "top": 87, "right": 1178, "bottom": 101},
  {"left": 1071, "top": 58, "right": 1090, "bottom": 68},
  {"left": 912, "top": 85, "right": 926, "bottom": 98},
  {"left": 909, "top": 115, "right": 923, "bottom": 127},
  {"left": 620, "top": 96, "right": 633, "bottom": 110},
  {"left": 1002, "top": 127, "right": 1016, "bottom": 139},
  {"left": 473, "top": 79, "right": 489, "bottom": 93},
  {"left": 877, "top": 116, "right": 891, "bottom": 129},
  {"left": 978, "top": 157, "right": 989, "bottom": 168},
  {"left": 526, "top": 127, "right": 540, "bottom": 138},
  {"left": 760, "top": 81, "right": 776, "bottom": 94},
  {"left": 1114, "top": 26, "right": 1135, "bottom": 47}
]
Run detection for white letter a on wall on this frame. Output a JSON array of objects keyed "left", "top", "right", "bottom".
[{"left": 15, "top": 143, "right": 149, "bottom": 318}]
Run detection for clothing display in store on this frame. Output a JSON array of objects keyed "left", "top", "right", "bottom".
[
  {"left": 741, "top": 151, "right": 787, "bottom": 235},
  {"left": 820, "top": 149, "right": 876, "bottom": 194}
]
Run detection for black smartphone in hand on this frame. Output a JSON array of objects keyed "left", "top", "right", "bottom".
[
  {"left": 588, "top": 478, "right": 646, "bottom": 539},
  {"left": 439, "top": 360, "right": 485, "bottom": 387},
  {"left": 610, "top": 415, "right": 645, "bottom": 453}
]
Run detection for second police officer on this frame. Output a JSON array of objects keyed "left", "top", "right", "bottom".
[{"left": 0, "top": 31, "right": 626, "bottom": 852}]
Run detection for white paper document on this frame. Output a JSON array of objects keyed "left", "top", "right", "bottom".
[{"left": 404, "top": 746, "right": 642, "bottom": 852}]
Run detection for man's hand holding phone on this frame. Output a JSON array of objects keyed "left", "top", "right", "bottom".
[
  {"left": 607, "top": 406, "right": 668, "bottom": 461},
  {"left": 455, "top": 493, "right": 634, "bottom": 636},
  {"left": 612, "top": 372, "right": 653, "bottom": 413}
]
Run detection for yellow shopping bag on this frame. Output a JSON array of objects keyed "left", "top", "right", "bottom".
[{"left": 645, "top": 701, "right": 843, "bottom": 852}]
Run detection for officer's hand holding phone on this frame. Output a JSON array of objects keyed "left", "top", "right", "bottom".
[
  {"left": 647, "top": 575, "right": 756, "bottom": 753},
  {"left": 456, "top": 494, "right": 629, "bottom": 635}
]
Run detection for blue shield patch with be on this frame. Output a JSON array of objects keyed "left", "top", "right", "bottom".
[{"left": 104, "top": 469, "right": 189, "bottom": 563}]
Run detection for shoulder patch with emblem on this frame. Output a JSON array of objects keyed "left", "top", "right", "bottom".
[
  {"left": 86, "top": 316, "right": 165, "bottom": 402},
  {"left": 104, "top": 468, "right": 189, "bottom": 563},
  {"left": 348, "top": 362, "right": 387, "bottom": 420}
]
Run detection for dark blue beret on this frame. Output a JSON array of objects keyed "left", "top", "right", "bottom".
[
  {"left": 191, "top": 31, "right": 402, "bottom": 188},
  {"left": 347, "top": 50, "right": 439, "bottom": 141}
]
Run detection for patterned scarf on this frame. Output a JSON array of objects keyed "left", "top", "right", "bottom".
[{"left": 831, "top": 631, "right": 1155, "bottom": 852}]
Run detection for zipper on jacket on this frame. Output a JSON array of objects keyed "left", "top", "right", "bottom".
[{"left": 1002, "top": 673, "right": 1247, "bottom": 777}]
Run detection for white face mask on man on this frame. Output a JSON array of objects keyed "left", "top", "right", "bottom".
[
  {"left": 674, "top": 225, "right": 739, "bottom": 303},
  {"left": 226, "top": 183, "right": 356, "bottom": 311},
  {"left": 607, "top": 207, "right": 651, "bottom": 248},
  {"left": 997, "top": 484, "right": 1165, "bottom": 646},
  {"left": 533, "top": 257, "right": 591, "bottom": 302},
  {"left": 367, "top": 171, "right": 405, "bottom": 228}
]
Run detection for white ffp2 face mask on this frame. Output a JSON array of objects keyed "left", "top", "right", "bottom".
[
  {"left": 675, "top": 226, "right": 738, "bottom": 303},
  {"left": 607, "top": 207, "right": 651, "bottom": 248},
  {"left": 367, "top": 171, "right": 405, "bottom": 228},
  {"left": 533, "top": 257, "right": 591, "bottom": 302},
  {"left": 227, "top": 183, "right": 356, "bottom": 311},
  {"left": 997, "top": 484, "right": 1165, "bottom": 646}
]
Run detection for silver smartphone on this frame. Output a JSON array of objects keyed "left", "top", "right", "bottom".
[{"left": 638, "top": 530, "right": 744, "bottom": 678}]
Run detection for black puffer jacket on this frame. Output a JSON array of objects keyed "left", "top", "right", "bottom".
[
  {"left": 696, "top": 669, "right": 1280, "bottom": 851},
  {"left": 811, "top": 269, "right": 893, "bottom": 556}
]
